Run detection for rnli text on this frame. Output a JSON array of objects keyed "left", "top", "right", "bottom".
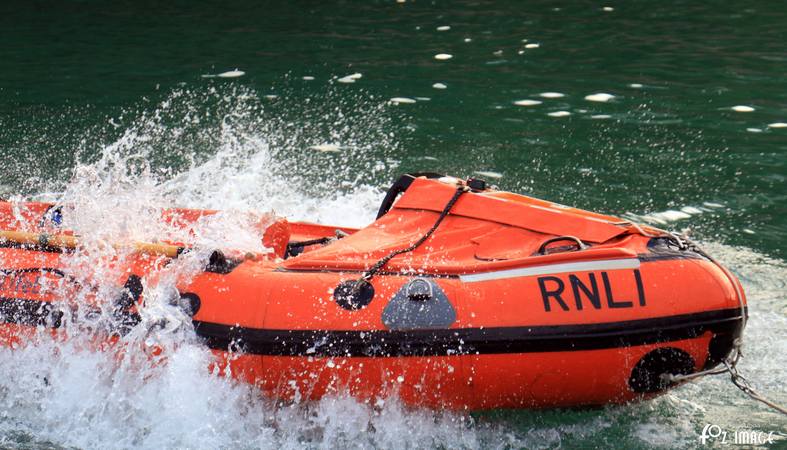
[{"left": 537, "top": 270, "right": 645, "bottom": 312}]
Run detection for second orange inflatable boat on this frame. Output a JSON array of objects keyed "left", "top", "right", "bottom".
[{"left": 0, "top": 173, "right": 746, "bottom": 409}]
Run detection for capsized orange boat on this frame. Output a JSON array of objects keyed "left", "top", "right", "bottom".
[{"left": 0, "top": 173, "right": 746, "bottom": 410}]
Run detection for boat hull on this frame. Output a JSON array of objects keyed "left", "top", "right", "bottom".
[{"left": 0, "top": 186, "right": 746, "bottom": 410}]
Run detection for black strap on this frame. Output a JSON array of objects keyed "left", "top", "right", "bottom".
[
  {"left": 361, "top": 185, "right": 467, "bottom": 286},
  {"left": 376, "top": 172, "right": 445, "bottom": 219},
  {"left": 286, "top": 236, "right": 333, "bottom": 257}
]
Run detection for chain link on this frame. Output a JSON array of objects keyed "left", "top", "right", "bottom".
[
  {"left": 724, "top": 359, "right": 787, "bottom": 415},
  {"left": 664, "top": 345, "right": 786, "bottom": 416}
]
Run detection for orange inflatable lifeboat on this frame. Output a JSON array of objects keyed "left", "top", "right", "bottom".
[{"left": 0, "top": 173, "right": 746, "bottom": 410}]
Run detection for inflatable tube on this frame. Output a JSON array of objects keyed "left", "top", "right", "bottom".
[{"left": 0, "top": 175, "right": 746, "bottom": 410}]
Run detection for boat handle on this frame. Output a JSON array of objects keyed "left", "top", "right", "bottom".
[
  {"left": 405, "top": 278, "right": 433, "bottom": 301},
  {"left": 376, "top": 172, "right": 445, "bottom": 219},
  {"left": 537, "top": 236, "right": 587, "bottom": 255}
]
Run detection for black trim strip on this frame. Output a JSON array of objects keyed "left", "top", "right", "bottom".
[
  {"left": 0, "top": 297, "right": 63, "bottom": 327},
  {"left": 0, "top": 267, "right": 88, "bottom": 292},
  {"left": 1, "top": 298, "right": 744, "bottom": 359},
  {"left": 193, "top": 308, "right": 745, "bottom": 357},
  {"left": 0, "top": 241, "right": 71, "bottom": 254},
  {"left": 0, "top": 267, "right": 66, "bottom": 277},
  {"left": 0, "top": 296, "right": 139, "bottom": 333}
]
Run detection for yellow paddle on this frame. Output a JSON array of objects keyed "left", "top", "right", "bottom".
[{"left": 0, "top": 229, "right": 184, "bottom": 258}]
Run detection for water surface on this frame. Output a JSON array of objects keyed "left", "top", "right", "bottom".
[{"left": 0, "top": 1, "right": 785, "bottom": 448}]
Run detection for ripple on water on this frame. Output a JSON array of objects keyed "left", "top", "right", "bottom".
[
  {"left": 309, "top": 144, "right": 342, "bottom": 152},
  {"left": 390, "top": 97, "right": 417, "bottom": 104},
  {"left": 680, "top": 206, "right": 704, "bottom": 214},
  {"left": 627, "top": 202, "right": 720, "bottom": 225},
  {"left": 337, "top": 73, "right": 363, "bottom": 83},
  {"left": 474, "top": 170, "right": 503, "bottom": 179},
  {"left": 585, "top": 93, "right": 615, "bottom": 102},
  {"left": 547, "top": 111, "right": 571, "bottom": 117},
  {"left": 434, "top": 53, "right": 453, "bottom": 60},
  {"left": 514, "top": 99, "right": 542, "bottom": 106},
  {"left": 201, "top": 69, "right": 245, "bottom": 79},
  {"left": 731, "top": 105, "right": 755, "bottom": 112},
  {"left": 217, "top": 69, "right": 245, "bottom": 78}
]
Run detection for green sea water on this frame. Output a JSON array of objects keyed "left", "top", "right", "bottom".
[{"left": 0, "top": 1, "right": 785, "bottom": 449}]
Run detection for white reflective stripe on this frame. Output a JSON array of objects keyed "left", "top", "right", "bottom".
[{"left": 459, "top": 258, "right": 641, "bottom": 283}]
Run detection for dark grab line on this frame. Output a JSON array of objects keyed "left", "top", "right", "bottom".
[
  {"left": 0, "top": 296, "right": 64, "bottom": 327},
  {"left": 0, "top": 295, "right": 745, "bottom": 358},
  {"left": 193, "top": 308, "right": 745, "bottom": 357}
]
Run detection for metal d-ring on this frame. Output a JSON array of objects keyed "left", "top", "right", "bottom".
[
  {"left": 537, "top": 236, "right": 587, "bottom": 255},
  {"left": 405, "top": 278, "right": 433, "bottom": 301}
]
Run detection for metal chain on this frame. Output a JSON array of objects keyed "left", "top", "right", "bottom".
[
  {"left": 724, "top": 359, "right": 787, "bottom": 415},
  {"left": 663, "top": 348, "right": 740, "bottom": 384},
  {"left": 664, "top": 345, "right": 787, "bottom": 416}
]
